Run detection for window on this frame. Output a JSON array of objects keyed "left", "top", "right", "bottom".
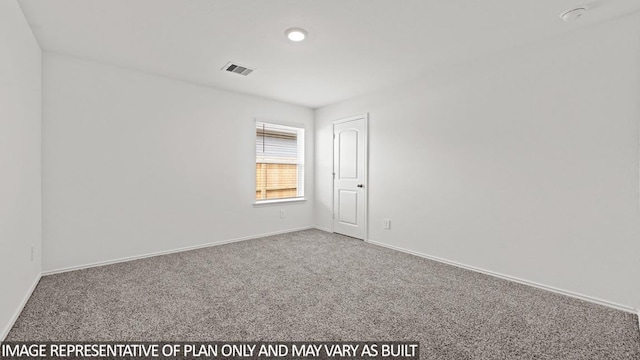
[{"left": 255, "top": 121, "right": 304, "bottom": 202}]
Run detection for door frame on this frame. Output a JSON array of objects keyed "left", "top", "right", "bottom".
[{"left": 332, "top": 113, "right": 369, "bottom": 241}]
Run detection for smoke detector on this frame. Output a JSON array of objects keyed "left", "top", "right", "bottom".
[
  {"left": 221, "top": 62, "right": 255, "bottom": 76},
  {"left": 560, "top": 7, "right": 587, "bottom": 22}
]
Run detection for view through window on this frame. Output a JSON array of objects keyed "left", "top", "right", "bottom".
[{"left": 255, "top": 122, "right": 304, "bottom": 201}]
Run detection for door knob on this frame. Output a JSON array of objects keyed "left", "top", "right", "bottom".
[{"left": 357, "top": 184, "right": 364, "bottom": 188}]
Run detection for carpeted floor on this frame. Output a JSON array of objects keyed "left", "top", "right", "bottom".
[{"left": 7, "top": 229, "right": 640, "bottom": 359}]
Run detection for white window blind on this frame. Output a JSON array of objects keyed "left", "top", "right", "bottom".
[{"left": 255, "top": 122, "right": 304, "bottom": 201}]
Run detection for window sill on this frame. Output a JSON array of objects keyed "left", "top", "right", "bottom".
[{"left": 253, "top": 198, "right": 306, "bottom": 207}]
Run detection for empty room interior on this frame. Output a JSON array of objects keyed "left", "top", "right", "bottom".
[{"left": 2, "top": 0, "right": 640, "bottom": 358}]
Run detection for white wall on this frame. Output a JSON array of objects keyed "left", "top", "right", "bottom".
[
  {"left": 0, "top": 0, "right": 42, "bottom": 339},
  {"left": 42, "top": 53, "right": 314, "bottom": 272},
  {"left": 315, "top": 15, "right": 640, "bottom": 310}
]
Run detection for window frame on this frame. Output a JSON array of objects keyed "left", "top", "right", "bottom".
[{"left": 254, "top": 120, "right": 306, "bottom": 205}]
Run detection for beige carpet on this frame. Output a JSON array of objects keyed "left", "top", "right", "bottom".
[{"left": 7, "top": 230, "right": 640, "bottom": 359}]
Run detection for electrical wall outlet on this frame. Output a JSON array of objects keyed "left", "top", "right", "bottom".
[
  {"left": 383, "top": 219, "right": 391, "bottom": 229},
  {"left": 280, "top": 210, "right": 285, "bottom": 218}
]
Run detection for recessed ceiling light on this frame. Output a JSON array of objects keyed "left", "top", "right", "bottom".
[
  {"left": 285, "top": 28, "right": 308, "bottom": 42},
  {"left": 560, "top": 7, "right": 587, "bottom": 22}
]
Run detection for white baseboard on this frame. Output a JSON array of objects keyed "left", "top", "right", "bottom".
[
  {"left": 313, "top": 225, "right": 332, "bottom": 233},
  {"left": 1, "top": 273, "right": 41, "bottom": 342},
  {"left": 43, "top": 227, "right": 314, "bottom": 276},
  {"left": 366, "top": 238, "right": 637, "bottom": 314}
]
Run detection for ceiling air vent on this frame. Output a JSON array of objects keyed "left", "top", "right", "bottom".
[{"left": 222, "top": 62, "right": 255, "bottom": 76}]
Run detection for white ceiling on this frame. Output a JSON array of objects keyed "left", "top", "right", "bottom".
[{"left": 17, "top": 0, "right": 640, "bottom": 108}]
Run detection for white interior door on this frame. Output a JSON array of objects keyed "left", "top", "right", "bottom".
[{"left": 333, "top": 115, "right": 367, "bottom": 239}]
